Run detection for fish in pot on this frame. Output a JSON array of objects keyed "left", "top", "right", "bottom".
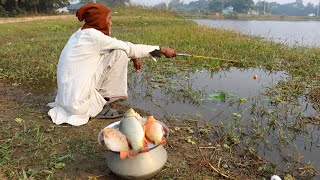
[
  {"left": 102, "top": 128, "right": 131, "bottom": 160},
  {"left": 144, "top": 116, "right": 166, "bottom": 146},
  {"left": 119, "top": 108, "right": 149, "bottom": 154}
]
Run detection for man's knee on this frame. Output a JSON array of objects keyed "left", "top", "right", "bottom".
[{"left": 102, "top": 50, "right": 129, "bottom": 69}]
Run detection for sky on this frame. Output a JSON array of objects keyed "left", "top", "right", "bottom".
[{"left": 130, "top": 0, "right": 319, "bottom": 6}]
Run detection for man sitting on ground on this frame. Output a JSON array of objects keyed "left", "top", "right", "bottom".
[{"left": 48, "top": 3, "right": 176, "bottom": 126}]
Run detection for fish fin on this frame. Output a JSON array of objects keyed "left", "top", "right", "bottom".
[
  {"left": 125, "top": 108, "right": 136, "bottom": 117},
  {"left": 160, "top": 137, "right": 166, "bottom": 145},
  {"left": 146, "top": 116, "right": 156, "bottom": 123},
  {"left": 120, "top": 151, "right": 129, "bottom": 160},
  {"left": 128, "top": 150, "right": 139, "bottom": 158},
  {"left": 102, "top": 129, "right": 115, "bottom": 142},
  {"left": 103, "top": 128, "right": 114, "bottom": 135}
]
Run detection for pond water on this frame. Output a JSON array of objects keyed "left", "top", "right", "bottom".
[
  {"left": 193, "top": 19, "right": 320, "bottom": 47},
  {"left": 127, "top": 67, "right": 288, "bottom": 120},
  {"left": 186, "top": 21, "right": 320, "bottom": 175}
]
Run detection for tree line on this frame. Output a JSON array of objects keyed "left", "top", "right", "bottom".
[
  {"left": 156, "top": 0, "right": 320, "bottom": 16},
  {"left": 0, "top": 0, "right": 69, "bottom": 16},
  {"left": 0, "top": 0, "right": 128, "bottom": 17}
]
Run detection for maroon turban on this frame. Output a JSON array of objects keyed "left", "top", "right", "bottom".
[{"left": 76, "top": 3, "right": 111, "bottom": 36}]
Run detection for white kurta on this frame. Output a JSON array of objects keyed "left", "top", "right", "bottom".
[{"left": 48, "top": 28, "right": 159, "bottom": 126}]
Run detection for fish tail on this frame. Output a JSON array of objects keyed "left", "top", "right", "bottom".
[
  {"left": 120, "top": 151, "right": 129, "bottom": 160},
  {"left": 146, "top": 115, "right": 156, "bottom": 123}
]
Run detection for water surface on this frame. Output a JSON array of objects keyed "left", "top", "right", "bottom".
[
  {"left": 127, "top": 67, "right": 288, "bottom": 120},
  {"left": 194, "top": 19, "right": 320, "bottom": 47}
]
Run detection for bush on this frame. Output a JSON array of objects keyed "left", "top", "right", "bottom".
[{"left": 0, "top": 5, "right": 9, "bottom": 17}]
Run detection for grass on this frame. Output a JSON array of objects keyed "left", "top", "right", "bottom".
[{"left": 0, "top": 5, "right": 319, "bottom": 179}]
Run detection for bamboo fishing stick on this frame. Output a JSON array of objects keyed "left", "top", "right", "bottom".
[{"left": 177, "top": 53, "right": 240, "bottom": 63}]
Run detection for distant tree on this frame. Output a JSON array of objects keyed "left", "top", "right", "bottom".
[
  {"left": 0, "top": 0, "right": 70, "bottom": 15},
  {"left": 97, "top": 0, "right": 129, "bottom": 7},
  {"left": 294, "top": 0, "right": 304, "bottom": 8},
  {"left": 255, "top": 0, "right": 270, "bottom": 14},
  {"left": 229, "top": 0, "right": 254, "bottom": 13},
  {"left": 187, "top": 0, "right": 210, "bottom": 12},
  {"left": 267, "top": 2, "right": 279, "bottom": 14},
  {"left": 272, "top": 3, "right": 307, "bottom": 16},
  {"left": 208, "top": 0, "right": 224, "bottom": 12},
  {"left": 304, "top": 2, "right": 316, "bottom": 14},
  {"left": 29, "top": 0, "right": 39, "bottom": 13},
  {"left": 154, "top": 2, "right": 167, "bottom": 9}
]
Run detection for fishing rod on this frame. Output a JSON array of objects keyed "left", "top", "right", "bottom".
[{"left": 177, "top": 53, "right": 240, "bottom": 63}]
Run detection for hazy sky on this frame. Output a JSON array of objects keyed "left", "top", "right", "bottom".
[{"left": 130, "top": 0, "right": 319, "bottom": 6}]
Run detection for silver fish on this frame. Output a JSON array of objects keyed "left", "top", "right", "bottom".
[{"left": 119, "top": 108, "right": 148, "bottom": 152}]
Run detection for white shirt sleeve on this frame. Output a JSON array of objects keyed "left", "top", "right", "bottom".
[{"left": 97, "top": 31, "right": 160, "bottom": 59}]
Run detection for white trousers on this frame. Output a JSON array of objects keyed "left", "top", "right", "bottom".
[
  {"left": 95, "top": 50, "right": 130, "bottom": 101},
  {"left": 48, "top": 50, "right": 130, "bottom": 126}
]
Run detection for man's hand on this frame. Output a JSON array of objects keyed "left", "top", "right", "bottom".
[
  {"left": 160, "top": 47, "right": 176, "bottom": 58},
  {"left": 132, "top": 58, "right": 142, "bottom": 72}
]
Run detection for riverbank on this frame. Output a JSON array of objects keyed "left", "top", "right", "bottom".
[
  {"left": 182, "top": 12, "right": 320, "bottom": 21},
  {"left": 0, "top": 6, "right": 319, "bottom": 179}
]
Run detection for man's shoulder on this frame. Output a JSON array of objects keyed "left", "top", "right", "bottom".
[{"left": 82, "top": 28, "right": 112, "bottom": 39}]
